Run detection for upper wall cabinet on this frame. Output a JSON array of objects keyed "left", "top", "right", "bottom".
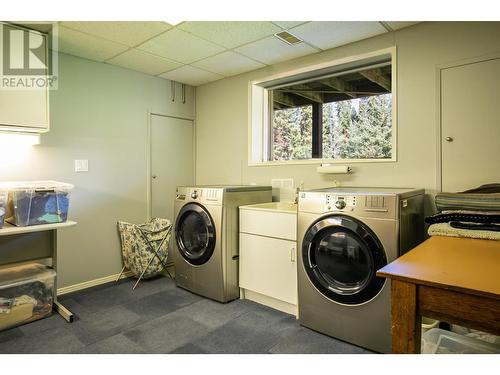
[
  {"left": 167, "top": 81, "right": 195, "bottom": 119},
  {"left": 0, "top": 23, "right": 50, "bottom": 133}
]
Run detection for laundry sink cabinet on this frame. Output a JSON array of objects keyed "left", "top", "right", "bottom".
[{"left": 239, "top": 202, "right": 298, "bottom": 316}]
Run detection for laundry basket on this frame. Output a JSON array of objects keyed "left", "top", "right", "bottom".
[{"left": 117, "top": 218, "right": 172, "bottom": 289}]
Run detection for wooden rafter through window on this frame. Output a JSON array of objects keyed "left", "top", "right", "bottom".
[{"left": 359, "top": 68, "right": 391, "bottom": 91}]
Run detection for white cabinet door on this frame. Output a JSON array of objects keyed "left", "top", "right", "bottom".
[
  {"left": 0, "top": 24, "right": 49, "bottom": 132},
  {"left": 441, "top": 57, "right": 500, "bottom": 192},
  {"left": 239, "top": 232, "right": 297, "bottom": 305}
]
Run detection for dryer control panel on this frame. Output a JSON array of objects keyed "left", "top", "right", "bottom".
[
  {"left": 324, "top": 194, "right": 357, "bottom": 212},
  {"left": 175, "top": 187, "right": 223, "bottom": 205}
]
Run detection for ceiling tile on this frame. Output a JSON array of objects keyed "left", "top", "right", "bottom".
[
  {"left": 60, "top": 21, "right": 172, "bottom": 47},
  {"left": 234, "top": 36, "right": 319, "bottom": 65},
  {"left": 107, "top": 49, "right": 182, "bottom": 76},
  {"left": 289, "top": 21, "right": 388, "bottom": 50},
  {"left": 159, "top": 65, "right": 224, "bottom": 86},
  {"left": 192, "top": 51, "right": 265, "bottom": 76},
  {"left": 57, "top": 26, "right": 129, "bottom": 62},
  {"left": 137, "top": 29, "right": 225, "bottom": 64},
  {"left": 178, "top": 21, "right": 282, "bottom": 49},
  {"left": 384, "top": 21, "right": 421, "bottom": 31},
  {"left": 272, "top": 21, "right": 308, "bottom": 29}
]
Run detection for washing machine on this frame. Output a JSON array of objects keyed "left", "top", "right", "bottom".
[
  {"left": 173, "top": 185, "right": 272, "bottom": 303},
  {"left": 297, "top": 187, "right": 425, "bottom": 353}
]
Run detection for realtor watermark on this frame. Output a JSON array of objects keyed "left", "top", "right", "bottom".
[{"left": 1, "top": 22, "right": 59, "bottom": 90}]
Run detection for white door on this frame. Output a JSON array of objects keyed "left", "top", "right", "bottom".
[
  {"left": 441, "top": 57, "right": 500, "bottom": 192},
  {"left": 151, "top": 115, "right": 194, "bottom": 221}
]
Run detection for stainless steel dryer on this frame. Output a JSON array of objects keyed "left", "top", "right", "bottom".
[
  {"left": 297, "top": 187, "right": 424, "bottom": 353},
  {"left": 174, "top": 185, "right": 272, "bottom": 303}
]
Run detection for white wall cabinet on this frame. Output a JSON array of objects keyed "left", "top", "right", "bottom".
[
  {"left": 0, "top": 23, "right": 50, "bottom": 133},
  {"left": 239, "top": 203, "right": 298, "bottom": 316}
]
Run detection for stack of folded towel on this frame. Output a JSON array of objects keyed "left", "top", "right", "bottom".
[{"left": 425, "top": 184, "right": 500, "bottom": 240}]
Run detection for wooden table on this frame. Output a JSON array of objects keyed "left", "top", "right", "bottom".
[
  {"left": 0, "top": 221, "right": 77, "bottom": 322},
  {"left": 377, "top": 236, "right": 500, "bottom": 353}
]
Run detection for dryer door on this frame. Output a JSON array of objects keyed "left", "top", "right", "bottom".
[
  {"left": 175, "top": 203, "right": 216, "bottom": 266},
  {"left": 302, "top": 214, "right": 387, "bottom": 305}
]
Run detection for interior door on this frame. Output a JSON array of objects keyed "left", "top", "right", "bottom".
[
  {"left": 441, "top": 57, "right": 500, "bottom": 192},
  {"left": 151, "top": 115, "right": 194, "bottom": 221}
]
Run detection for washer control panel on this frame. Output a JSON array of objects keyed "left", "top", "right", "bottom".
[{"left": 324, "top": 194, "right": 356, "bottom": 212}]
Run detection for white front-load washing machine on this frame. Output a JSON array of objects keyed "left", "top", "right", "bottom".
[
  {"left": 297, "top": 187, "right": 424, "bottom": 353},
  {"left": 173, "top": 185, "right": 272, "bottom": 303}
]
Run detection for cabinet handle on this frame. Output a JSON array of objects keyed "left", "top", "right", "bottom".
[{"left": 290, "top": 248, "right": 295, "bottom": 262}]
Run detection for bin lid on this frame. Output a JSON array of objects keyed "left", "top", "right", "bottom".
[
  {"left": 0, "top": 263, "right": 55, "bottom": 288},
  {"left": 0, "top": 180, "right": 74, "bottom": 191},
  {"left": 423, "top": 328, "right": 500, "bottom": 354}
]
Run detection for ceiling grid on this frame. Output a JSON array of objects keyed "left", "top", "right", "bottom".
[{"left": 49, "top": 21, "right": 420, "bottom": 86}]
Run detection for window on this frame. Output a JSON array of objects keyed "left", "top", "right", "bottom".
[{"left": 249, "top": 48, "right": 396, "bottom": 165}]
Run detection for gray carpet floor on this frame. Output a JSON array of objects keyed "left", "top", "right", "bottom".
[{"left": 0, "top": 276, "right": 372, "bottom": 354}]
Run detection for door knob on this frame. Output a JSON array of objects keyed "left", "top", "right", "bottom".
[{"left": 445, "top": 137, "right": 454, "bottom": 142}]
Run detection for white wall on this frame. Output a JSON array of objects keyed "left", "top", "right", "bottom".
[
  {"left": 0, "top": 53, "right": 194, "bottom": 287},
  {"left": 195, "top": 22, "right": 500, "bottom": 214}
]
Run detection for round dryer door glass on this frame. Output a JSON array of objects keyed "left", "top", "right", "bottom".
[
  {"left": 314, "top": 230, "right": 373, "bottom": 295},
  {"left": 175, "top": 203, "right": 216, "bottom": 266},
  {"left": 302, "top": 215, "right": 387, "bottom": 305}
]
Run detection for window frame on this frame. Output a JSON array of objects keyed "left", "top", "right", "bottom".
[{"left": 248, "top": 47, "right": 397, "bottom": 166}]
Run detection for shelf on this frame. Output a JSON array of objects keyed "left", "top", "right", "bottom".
[{"left": 0, "top": 221, "right": 77, "bottom": 237}]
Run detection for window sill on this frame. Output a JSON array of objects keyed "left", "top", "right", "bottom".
[{"left": 248, "top": 157, "right": 397, "bottom": 167}]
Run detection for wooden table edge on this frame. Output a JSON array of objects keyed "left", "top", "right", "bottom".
[{"left": 376, "top": 270, "right": 500, "bottom": 300}]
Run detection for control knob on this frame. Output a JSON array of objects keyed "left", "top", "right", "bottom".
[
  {"left": 335, "top": 200, "right": 346, "bottom": 210},
  {"left": 191, "top": 191, "right": 198, "bottom": 199}
]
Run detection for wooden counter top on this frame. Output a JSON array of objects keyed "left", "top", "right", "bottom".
[{"left": 377, "top": 236, "right": 500, "bottom": 299}]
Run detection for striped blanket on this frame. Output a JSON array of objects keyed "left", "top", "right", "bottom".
[{"left": 435, "top": 184, "right": 500, "bottom": 212}]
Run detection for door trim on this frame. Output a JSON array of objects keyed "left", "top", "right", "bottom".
[
  {"left": 146, "top": 111, "right": 196, "bottom": 220},
  {"left": 436, "top": 51, "right": 500, "bottom": 193}
]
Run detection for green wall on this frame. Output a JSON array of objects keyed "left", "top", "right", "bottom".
[
  {"left": 195, "top": 22, "right": 500, "bottom": 215},
  {"left": 0, "top": 53, "right": 192, "bottom": 288}
]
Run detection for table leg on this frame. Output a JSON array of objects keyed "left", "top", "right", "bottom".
[
  {"left": 54, "top": 301, "right": 74, "bottom": 322},
  {"left": 391, "top": 280, "right": 421, "bottom": 353},
  {"left": 51, "top": 229, "right": 75, "bottom": 323}
]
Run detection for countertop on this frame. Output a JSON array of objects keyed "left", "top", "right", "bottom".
[
  {"left": 377, "top": 236, "right": 500, "bottom": 299},
  {"left": 239, "top": 202, "right": 297, "bottom": 214}
]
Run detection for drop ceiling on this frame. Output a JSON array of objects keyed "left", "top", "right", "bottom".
[{"left": 48, "top": 21, "right": 419, "bottom": 86}]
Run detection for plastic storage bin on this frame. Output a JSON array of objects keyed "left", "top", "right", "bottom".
[
  {"left": 0, "top": 181, "right": 74, "bottom": 227},
  {"left": 0, "top": 263, "right": 55, "bottom": 331},
  {"left": 0, "top": 190, "right": 7, "bottom": 229},
  {"left": 422, "top": 317, "right": 439, "bottom": 334},
  {"left": 422, "top": 328, "right": 500, "bottom": 354}
]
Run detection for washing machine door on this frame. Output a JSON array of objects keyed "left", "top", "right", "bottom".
[
  {"left": 302, "top": 214, "right": 387, "bottom": 305},
  {"left": 175, "top": 203, "right": 216, "bottom": 266}
]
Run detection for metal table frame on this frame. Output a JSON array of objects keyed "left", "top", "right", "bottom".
[{"left": 0, "top": 221, "right": 77, "bottom": 322}]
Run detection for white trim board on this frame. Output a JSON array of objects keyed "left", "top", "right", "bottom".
[
  {"left": 57, "top": 270, "right": 134, "bottom": 295},
  {"left": 57, "top": 264, "right": 175, "bottom": 295}
]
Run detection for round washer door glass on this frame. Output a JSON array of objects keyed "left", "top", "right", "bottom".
[
  {"left": 302, "top": 215, "right": 387, "bottom": 305},
  {"left": 175, "top": 203, "right": 216, "bottom": 266}
]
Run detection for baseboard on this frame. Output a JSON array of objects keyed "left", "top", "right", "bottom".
[
  {"left": 241, "top": 288, "right": 298, "bottom": 317},
  {"left": 57, "top": 270, "right": 134, "bottom": 296}
]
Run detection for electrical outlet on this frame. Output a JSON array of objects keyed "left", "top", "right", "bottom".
[{"left": 75, "top": 160, "right": 89, "bottom": 172}]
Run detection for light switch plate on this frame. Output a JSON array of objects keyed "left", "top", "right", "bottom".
[{"left": 75, "top": 159, "right": 89, "bottom": 172}]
